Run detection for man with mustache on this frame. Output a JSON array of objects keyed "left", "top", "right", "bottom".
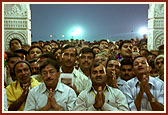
[
  {"left": 117, "top": 40, "right": 133, "bottom": 61},
  {"left": 24, "top": 59, "right": 77, "bottom": 111},
  {"left": 6, "top": 60, "right": 40, "bottom": 111},
  {"left": 60, "top": 44, "right": 91, "bottom": 95},
  {"left": 78, "top": 47, "right": 95, "bottom": 83},
  {"left": 74, "top": 62, "right": 129, "bottom": 111},
  {"left": 124, "top": 56, "right": 164, "bottom": 111},
  {"left": 120, "top": 59, "right": 134, "bottom": 81}
]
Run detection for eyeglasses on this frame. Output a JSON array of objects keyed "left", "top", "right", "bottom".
[{"left": 41, "top": 70, "right": 56, "bottom": 76}]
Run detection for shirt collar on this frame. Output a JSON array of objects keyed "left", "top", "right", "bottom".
[
  {"left": 60, "top": 66, "right": 77, "bottom": 78},
  {"left": 135, "top": 76, "right": 155, "bottom": 87},
  {"left": 41, "top": 81, "right": 64, "bottom": 94},
  {"left": 89, "top": 84, "right": 110, "bottom": 93}
]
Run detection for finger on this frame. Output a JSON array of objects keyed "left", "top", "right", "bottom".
[{"left": 98, "top": 86, "right": 102, "bottom": 92}]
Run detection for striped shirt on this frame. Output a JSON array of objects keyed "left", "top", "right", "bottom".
[{"left": 124, "top": 76, "right": 164, "bottom": 111}]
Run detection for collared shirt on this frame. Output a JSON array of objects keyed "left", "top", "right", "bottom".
[
  {"left": 60, "top": 67, "right": 91, "bottom": 93},
  {"left": 117, "top": 77, "right": 129, "bottom": 95},
  {"left": 78, "top": 67, "right": 92, "bottom": 86},
  {"left": 24, "top": 81, "right": 77, "bottom": 111},
  {"left": 6, "top": 77, "right": 40, "bottom": 111},
  {"left": 74, "top": 84, "right": 129, "bottom": 111},
  {"left": 124, "top": 76, "right": 164, "bottom": 111}
]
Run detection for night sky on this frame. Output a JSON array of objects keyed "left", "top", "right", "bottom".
[{"left": 30, "top": 4, "right": 149, "bottom": 42}]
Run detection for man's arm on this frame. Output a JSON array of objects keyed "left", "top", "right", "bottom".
[{"left": 8, "top": 91, "right": 28, "bottom": 111}]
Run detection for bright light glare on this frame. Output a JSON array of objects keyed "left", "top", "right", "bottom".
[
  {"left": 139, "top": 27, "right": 148, "bottom": 35},
  {"left": 71, "top": 28, "right": 82, "bottom": 36}
]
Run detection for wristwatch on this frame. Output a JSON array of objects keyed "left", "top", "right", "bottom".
[{"left": 150, "top": 98, "right": 156, "bottom": 103}]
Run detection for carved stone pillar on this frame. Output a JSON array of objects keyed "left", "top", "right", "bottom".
[
  {"left": 148, "top": 4, "right": 164, "bottom": 50},
  {"left": 4, "top": 4, "right": 31, "bottom": 51}
]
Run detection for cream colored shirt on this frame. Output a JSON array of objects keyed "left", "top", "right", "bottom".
[
  {"left": 60, "top": 67, "right": 91, "bottom": 93},
  {"left": 74, "top": 84, "right": 129, "bottom": 111},
  {"left": 24, "top": 82, "right": 77, "bottom": 111}
]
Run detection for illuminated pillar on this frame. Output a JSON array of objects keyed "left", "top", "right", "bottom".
[
  {"left": 4, "top": 4, "right": 31, "bottom": 51},
  {"left": 148, "top": 4, "right": 164, "bottom": 50}
]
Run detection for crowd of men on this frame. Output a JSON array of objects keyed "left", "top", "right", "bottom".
[{"left": 3, "top": 34, "right": 164, "bottom": 111}]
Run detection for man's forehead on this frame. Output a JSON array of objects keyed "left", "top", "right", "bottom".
[
  {"left": 92, "top": 64, "right": 105, "bottom": 70},
  {"left": 109, "top": 60, "right": 120, "bottom": 65},
  {"left": 134, "top": 57, "right": 146, "bottom": 62},
  {"left": 16, "top": 62, "right": 28, "bottom": 68}
]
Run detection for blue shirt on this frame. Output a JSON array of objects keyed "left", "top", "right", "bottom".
[
  {"left": 124, "top": 76, "right": 164, "bottom": 111},
  {"left": 24, "top": 82, "right": 77, "bottom": 111}
]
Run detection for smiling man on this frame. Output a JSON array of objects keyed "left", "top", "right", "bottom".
[
  {"left": 24, "top": 59, "right": 77, "bottom": 111},
  {"left": 74, "top": 62, "right": 129, "bottom": 111},
  {"left": 6, "top": 60, "right": 40, "bottom": 111},
  {"left": 117, "top": 40, "right": 133, "bottom": 61}
]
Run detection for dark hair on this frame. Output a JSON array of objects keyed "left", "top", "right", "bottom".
[
  {"left": 99, "top": 39, "right": 109, "bottom": 44},
  {"left": 40, "top": 59, "right": 60, "bottom": 73},
  {"left": 29, "top": 59, "right": 37, "bottom": 64},
  {"left": 53, "top": 47, "right": 61, "bottom": 54},
  {"left": 120, "top": 59, "right": 133, "bottom": 68},
  {"left": 6, "top": 53, "right": 21, "bottom": 62},
  {"left": 43, "top": 43, "right": 52, "bottom": 48},
  {"left": 119, "top": 40, "right": 132, "bottom": 49},
  {"left": 133, "top": 55, "right": 147, "bottom": 63},
  {"left": 38, "top": 52, "right": 56, "bottom": 61},
  {"left": 9, "top": 38, "right": 22, "bottom": 49},
  {"left": 61, "top": 44, "right": 77, "bottom": 56},
  {"left": 28, "top": 46, "right": 43, "bottom": 54},
  {"left": 105, "top": 57, "right": 118, "bottom": 68},
  {"left": 79, "top": 47, "right": 95, "bottom": 58},
  {"left": 13, "top": 60, "right": 32, "bottom": 76}
]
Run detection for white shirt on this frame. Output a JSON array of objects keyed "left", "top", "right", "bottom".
[
  {"left": 74, "top": 84, "right": 129, "bottom": 111},
  {"left": 24, "top": 82, "right": 77, "bottom": 111},
  {"left": 60, "top": 67, "right": 91, "bottom": 93},
  {"left": 124, "top": 76, "right": 164, "bottom": 111},
  {"left": 78, "top": 67, "right": 92, "bottom": 86},
  {"left": 4, "top": 88, "right": 8, "bottom": 111}
]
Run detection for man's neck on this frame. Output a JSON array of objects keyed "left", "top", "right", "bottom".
[
  {"left": 92, "top": 84, "right": 106, "bottom": 92},
  {"left": 80, "top": 67, "right": 90, "bottom": 77},
  {"left": 62, "top": 65, "right": 74, "bottom": 73}
]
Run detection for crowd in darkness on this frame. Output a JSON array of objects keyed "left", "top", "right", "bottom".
[{"left": 3, "top": 34, "right": 164, "bottom": 111}]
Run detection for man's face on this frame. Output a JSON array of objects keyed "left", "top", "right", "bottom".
[
  {"left": 15, "top": 62, "right": 31, "bottom": 84},
  {"left": 62, "top": 48, "right": 76, "bottom": 67},
  {"left": 79, "top": 53, "right": 94, "bottom": 70},
  {"left": 133, "top": 57, "right": 149, "bottom": 75},
  {"left": 30, "top": 62, "right": 40, "bottom": 75},
  {"left": 50, "top": 42, "right": 58, "bottom": 49},
  {"left": 95, "top": 56, "right": 107, "bottom": 67},
  {"left": 43, "top": 45, "right": 52, "bottom": 53},
  {"left": 121, "top": 65, "right": 134, "bottom": 81},
  {"left": 147, "top": 54, "right": 156, "bottom": 63},
  {"left": 8, "top": 57, "right": 21, "bottom": 72},
  {"left": 155, "top": 57, "right": 164, "bottom": 71},
  {"left": 37, "top": 57, "right": 48, "bottom": 67},
  {"left": 91, "top": 64, "right": 107, "bottom": 85},
  {"left": 120, "top": 43, "right": 132, "bottom": 58},
  {"left": 29, "top": 48, "right": 42, "bottom": 60},
  {"left": 100, "top": 41, "right": 108, "bottom": 49},
  {"left": 106, "top": 60, "right": 120, "bottom": 78},
  {"left": 93, "top": 48, "right": 100, "bottom": 54},
  {"left": 10, "top": 40, "right": 22, "bottom": 51},
  {"left": 41, "top": 64, "right": 60, "bottom": 88}
]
